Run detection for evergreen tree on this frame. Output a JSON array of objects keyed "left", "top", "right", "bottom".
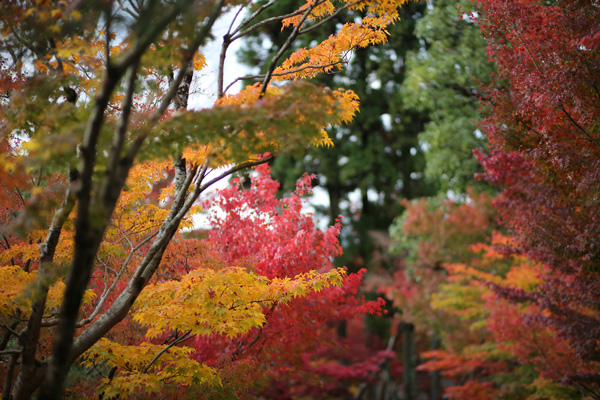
[{"left": 402, "top": 0, "right": 494, "bottom": 194}]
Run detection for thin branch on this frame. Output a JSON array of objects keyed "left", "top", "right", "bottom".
[
  {"left": 232, "top": 303, "right": 276, "bottom": 357},
  {"left": 198, "top": 155, "right": 276, "bottom": 194},
  {"left": 152, "top": 0, "right": 225, "bottom": 119},
  {"left": 260, "top": 3, "right": 318, "bottom": 96},
  {"left": 0, "top": 350, "right": 21, "bottom": 356},
  {"left": 76, "top": 230, "right": 159, "bottom": 327},
  {"left": 1, "top": 324, "right": 21, "bottom": 338},
  {"left": 227, "top": 3, "right": 246, "bottom": 34},
  {"left": 14, "top": 187, "right": 25, "bottom": 207},
  {"left": 575, "top": 47, "right": 600, "bottom": 104},
  {"left": 35, "top": 166, "right": 44, "bottom": 187},
  {"left": 559, "top": 105, "right": 600, "bottom": 149},
  {"left": 230, "top": 3, "right": 311, "bottom": 41},
  {"left": 2, "top": 235, "right": 10, "bottom": 250},
  {"left": 217, "top": 34, "right": 231, "bottom": 98},
  {"left": 230, "top": 0, "right": 276, "bottom": 38},
  {"left": 104, "top": 7, "right": 112, "bottom": 66},
  {"left": 224, "top": 60, "right": 346, "bottom": 95},
  {"left": 142, "top": 331, "right": 192, "bottom": 373},
  {"left": 298, "top": 0, "right": 360, "bottom": 35}
]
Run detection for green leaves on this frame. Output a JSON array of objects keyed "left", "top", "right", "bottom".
[{"left": 401, "top": 0, "right": 494, "bottom": 193}]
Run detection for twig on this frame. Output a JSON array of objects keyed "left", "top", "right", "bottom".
[
  {"left": 0, "top": 350, "right": 21, "bottom": 356},
  {"left": 1, "top": 324, "right": 21, "bottom": 338},
  {"left": 230, "top": 2, "right": 316, "bottom": 41},
  {"left": 260, "top": 3, "right": 319, "bottom": 96},
  {"left": 142, "top": 331, "right": 192, "bottom": 373},
  {"left": 223, "top": 60, "right": 346, "bottom": 94},
  {"left": 298, "top": 0, "right": 360, "bottom": 35},
  {"left": 230, "top": 0, "right": 277, "bottom": 38}
]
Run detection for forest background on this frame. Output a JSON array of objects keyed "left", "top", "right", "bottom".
[{"left": 0, "top": 0, "right": 599, "bottom": 399}]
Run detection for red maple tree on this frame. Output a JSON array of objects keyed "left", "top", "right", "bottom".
[
  {"left": 475, "top": 0, "right": 600, "bottom": 393},
  {"left": 157, "top": 164, "right": 385, "bottom": 398}
]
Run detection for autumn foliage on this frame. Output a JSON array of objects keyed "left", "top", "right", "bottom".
[
  {"left": 3, "top": 0, "right": 600, "bottom": 398},
  {"left": 379, "top": 0, "right": 600, "bottom": 399},
  {"left": 0, "top": 0, "right": 414, "bottom": 399},
  {"left": 475, "top": 0, "right": 600, "bottom": 394}
]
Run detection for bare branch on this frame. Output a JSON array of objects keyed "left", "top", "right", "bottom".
[
  {"left": 230, "top": 0, "right": 276, "bottom": 38},
  {"left": 227, "top": 3, "right": 247, "bottom": 34},
  {"left": 1, "top": 324, "right": 21, "bottom": 339},
  {"left": 104, "top": 6, "right": 112, "bottom": 66},
  {"left": 198, "top": 155, "right": 276, "bottom": 195},
  {"left": 76, "top": 230, "right": 160, "bottom": 327},
  {"left": 0, "top": 350, "right": 21, "bottom": 356},
  {"left": 230, "top": 1, "right": 326, "bottom": 41}
]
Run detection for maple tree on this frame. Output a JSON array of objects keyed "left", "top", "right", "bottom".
[
  {"left": 182, "top": 164, "right": 384, "bottom": 398},
  {"left": 393, "top": 0, "right": 600, "bottom": 398},
  {"left": 355, "top": 0, "right": 600, "bottom": 398},
  {"left": 416, "top": 233, "right": 591, "bottom": 400},
  {"left": 384, "top": 194, "right": 594, "bottom": 399},
  {"left": 473, "top": 0, "right": 600, "bottom": 396},
  {"left": 0, "top": 0, "right": 416, "bottom": 398},
  {"left": 383, "top": 190, "right": 499, "bottom": 398}
]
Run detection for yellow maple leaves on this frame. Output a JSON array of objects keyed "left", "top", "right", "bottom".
[
  {"left": 133, "top": 267, "right": 346, "bottom": 339},
  {"left": 80, "top": 266, "right": 345, "bottom": 398},
  {"left": 82, "top": 339, "right": 220, "bottom": 399},
  {"left": 273, "top": 22, "right": 388, "bottom": 81},
  {"left": 0, "top": 265, "right": 95, "bottom": 321},
  {"left": 273, "top": 0, "right": 410, "bottom": 82}
]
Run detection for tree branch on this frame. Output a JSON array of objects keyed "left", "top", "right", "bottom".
[
  {"left": 298, "top": 0, "right": 360, "bottom": 35},
  {"left": 2, "top": 352, "right": 19, "bottom": 399},
  {"left": 12, "top": 171, "right": 77, "bottom": 400},
  {"left": 142, "top": 331, "right": 192, "bottom": 373},
  {"left": 0, "top": 349, "right": 21, "bottom": 356},
  {"left": 223, "top": 60, "right": 346, "bottom": 95},
  {"left": 152, "top": 0, "right": 226, "bottom": 119},
  {"left": 230, "top": 3, "right": 310, "bottom": 41},
  {"left": 260, "top": 3, "right": 320, "bottom": 96},
  {"left": 230, "top": 0, "right": 277, "bottom": 38}
]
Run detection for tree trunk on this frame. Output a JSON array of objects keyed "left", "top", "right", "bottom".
[
  {"left": 401, "top": 322, "right": 417, "bottom": 400},
  {"left": 430, "top": 332, "right": 442, "bottom": 400}
]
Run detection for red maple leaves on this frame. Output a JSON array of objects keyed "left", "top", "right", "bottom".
[{"left": 159, "top": 164, "right": 384, "bottom": 397}]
